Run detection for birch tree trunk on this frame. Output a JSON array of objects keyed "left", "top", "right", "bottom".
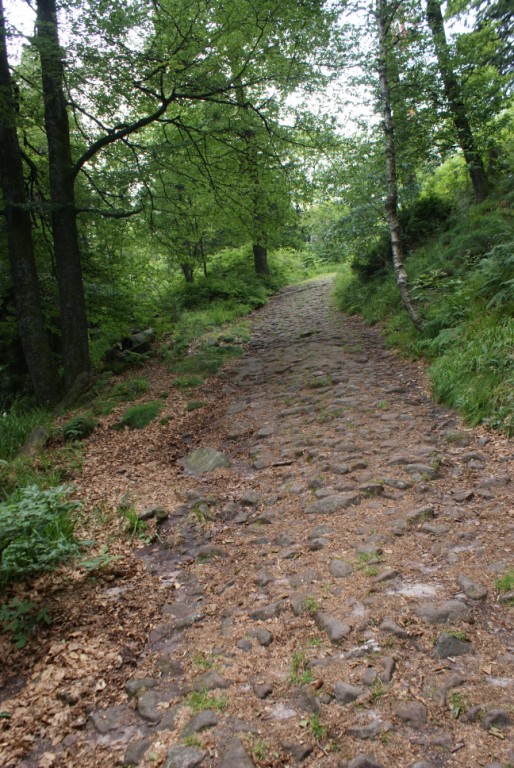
[{"left": 376, "top": 0, "right": 422, "bottom": 330}]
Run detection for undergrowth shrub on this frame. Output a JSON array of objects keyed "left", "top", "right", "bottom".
[
  {"left": 0, "top": 485, "right": 81, "bottom": 587},
  {"left": 62, "top": 413, "right": 97, "bottom": 441},
  {"left": 115, "top": 401, "right": 162, "bottom": 429}
]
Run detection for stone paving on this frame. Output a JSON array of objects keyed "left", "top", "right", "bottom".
[{"left": 16, "top": 279, "right": 514, "bottom": 767}]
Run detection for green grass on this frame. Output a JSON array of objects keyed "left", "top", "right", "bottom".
[
  {"left": 288, "top": 649, "right": 313, "bottom": 685},
  {"left": 496, "top": 570, "right": 514, "bottom": 593},
  {"left": 334, "top": 190, "right": 514, "bottom": 436},
  {"left": 185, "top": 401, "right": 208, "bottom": 412},
  {"left": 0, "top": 404, "right": 51, "bottom": 463},
  {"left": 189, "top": 690, "right": 228, "bottom": 713},
  {"left": 62, "top": 412, "right": 98, "bottom": 441},
  {"left": 115, "top": 401, "right": 162, "bottom": 429}
]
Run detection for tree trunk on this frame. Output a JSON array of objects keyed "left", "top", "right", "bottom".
[
  {"left": 0, "top": 0, "right": 59, "bottom": 404},
  {"left": 181, "top": 262, "right": 194, "bottom": 283},
  {"left": 376, "top": 0, "right": 422, "bottom": 330},
  {"left": 36, "top": 0, "right": 91, "bottom": 391},
  {"left": 426, "top": 0, "right": 488, "bottom": 203},
  {"left": 253, "top": 243, "right": 269, "bottom": 276}
]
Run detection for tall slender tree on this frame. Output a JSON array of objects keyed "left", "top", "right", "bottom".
[
  {"left": 426, "top": 0, "right": 488, "bottom": 202},
  {"left": 375, "top": 0, "right": 422, "bottom": 329}
]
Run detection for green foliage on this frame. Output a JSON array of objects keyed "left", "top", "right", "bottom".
[
  {"left": 0, "top": 597, "right": 51, "bottom": 648},
  {"left": 495, "top": 570, "right": 514, "bottom": 593},
  {"left": 335, "top": 182, "right": 514, "bottom": 435},
  {"left": 0, "top": 485, "right": 81, "bottom": 587},
  {"left": 115, "top": 401, "right": 162, "bottom": 429},
  {"left": 0, "top": 402, "right": 50, "bottom": 462},
  {"left": 62, "top": 412, "right": 98, "bottom": 441},
  {"left": 189, "top": 690, "right": 228, "bottom": 713},
  {"left": 289, "top": 649, "right": 313, "bottom": 685},
  {"left": 185, "top": 401, "right": 208, "bottom": 412},
  {"left": 121, "top": 506, "right": 147, "bottom": 538},
  {"left": 110, "top": 378, "right": 150, "bottom": 401}
]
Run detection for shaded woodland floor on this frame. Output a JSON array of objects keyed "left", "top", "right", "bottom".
[{"left": 1, "top": 278, "right": 513, "bottom": 768}]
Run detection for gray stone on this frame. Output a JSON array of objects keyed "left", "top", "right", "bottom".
[
  {"left": 415, "top": 600, "right": 470, "bottom": 624},
  {"left": 91, "top": 705, "right": 130, "bottom": 734},
  {"left": 291, "top": 685, "right": 320, "bottom": 714},
  {"left": 289, "top": 568, "right": 322, "bottom": 587},
  {"left": 241, "top": 490, "right": 263, "bottom": 506},
  {"left": 192, "top": 670, "right": 229, "bottom": 691},
  {"left": 306, "top": 493, "right": 361, "bottom": 514},
  {"left": 290, "top": 592, "right": 310, "bottom": 616},
  {"left": 421, "top": 523, "right": 448, "bottom": 535},
  {"left": 434, "top": 632, "right": 473, "bottom": 658},
  {"left": 180, "top": 448, "right": 231, "bottom": 475},
  {"left": 282, "top": 741, "right": 313, "bottom": 762},
  {"left": 393, "top": 701, "right": 427, "bottom": 727},
  {"left": 379, "top": 617, "right": 410, "bottom": 639},
  {"left": 254, "top": 683, "right": 273, "bottom": 699},
  {"left": 197, "top": 545, "right": 226, "bottom": 561},
  {"left": 157, "top": 709, "right": 178, "bottom": 732},
  {"left": 373, "top": 568, "right": 398, "bottom": 583},
  {"left": 250, "top": 600, "right": 287, "bottom": 621},
  {"left": 182, "top": 710, "right": 219, "bottom": 736},
  {"left": 404, "top": 464, "right": 438, "bottom": 479},
  {"left": 334, "top": 682, "right": 365, "bottom": 704},
  {"left": 137, "top": 690, "right": 161, "bottom": 723},
  {"left": 456, "top": 575, "right": 488, "bottom": 600},
  {"left": 237, "top": 638, "right": 253, "bottom": 652},
  {"left": 481, "top": 708, "right": 512, "bottom": 730},
  {"left": 309, "top": 537, "right": 328, "bottom": 550},
  {"left": 251, "top": 627, "right": 273, "bottom": 647},
  {"left": 165, "top": 746, "right": 206, "bottom": 768},
  {"left": 380, "top": 657, "right": 396, "bottom": 684},
  {"left": 254, "top": 569, "right": 274, "bottom": 587},
  {"left": 329, "top": 559, "right": 354, "bottom": 578},
  {"left": 125, "top": 678, "right": 158, "bottom": 697},
  {"left": 316, "top": 612, "right": 351, "bottom": 643},
  {"left": 406, "top": 506, "right": 435, "bottom": 524},
  {"left": 309, "top": 525, "right": 334, "bottom": 539},
  {"left": 348, "top": 757, "right": 384, "bottom": 768},
  {"left": 124, "top": 738, "right": 152, "bottom": 766},
  {"left": 362, "top": 667, "right": 378, "bottom": 686},
  {"left": 410, "top": 763, "right": 434, "bottom": 768},
  {"left": 219, "top": 737, "right": 255, "bottom": 768},
  {"left": 347, "top": 719, "right": 391, "bottom": 740}
]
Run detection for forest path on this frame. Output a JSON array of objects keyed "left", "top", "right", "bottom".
[{"left": 4, "top": 277, "right": 514, "bottom": 768}]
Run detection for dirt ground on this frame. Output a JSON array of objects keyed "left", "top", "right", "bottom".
[{"left": 1, "top": 277, "right": 513, "bottom": 768}]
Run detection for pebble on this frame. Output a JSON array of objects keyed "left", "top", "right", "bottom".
[
  {"left": 249, "top": 599, "right": 287, "bottom": 621},
  {"left": 254, "top": 682, "right": 273, "bottom": 699},
  {"left": 182, "top": 709, "right": 219, "bottom": 736},
  {"left": 347, "top": 719, "right": 392, "bottom": 740},
  {"left": 165, "top": 746, "right": 206, "bottom": 768},
  {"left": 137, "top": 690, "right": 162, "bottom": 723},
  {"left": 282, "top": 741, "right": 313, "bottom": 762},
  {"left": 415, "top": 600, "right": 470, "bottom": 624},
  {"left": 306, "top": 493, "right": 361, "bottom": 514},
  {"left": 393, "top": 701, "right": 427, "bottom": 727},
  {"left": 433, "top": 632, "right": 473, "bottom": 658},
  {"left": 456, "top": 574, "right": 488, "bottom": 600},
  {"left": 219, "top": 737, "right": 256, "bottom": 768},
  {"left": 123, "top": 737, "right": 152, "bottom": 766},
  {"left": 329, "top": 559, "right": 354, "bottom": 578}
]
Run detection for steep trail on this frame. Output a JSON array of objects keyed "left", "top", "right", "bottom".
[{"left": 3, "top": 278, "right": 514, "bottom": 768}]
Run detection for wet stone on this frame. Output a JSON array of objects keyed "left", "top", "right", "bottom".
[
  {"left": 165, "top": 746, "right": 207, "bottom": 768},
  {"left": 434, "top": 632, "right": 473, "bottom": 658}
]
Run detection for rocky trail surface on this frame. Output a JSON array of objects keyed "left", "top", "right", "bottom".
[{"left": 2, "top": 278, "right": 513, "bottom": 768}]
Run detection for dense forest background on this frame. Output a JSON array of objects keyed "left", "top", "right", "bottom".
[{"left": 1, "top": 0, "right": 513, "bottom": 447}]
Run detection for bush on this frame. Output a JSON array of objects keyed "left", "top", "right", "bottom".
[
  {"left": 62, "top": 412, "right": 97, "bottom": 441},
  {"left": 115, "top": 401, "right": 162, "bottom": 429},
  {"left": 0, "top": 485, "right": 81, "bottom": 586}
]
